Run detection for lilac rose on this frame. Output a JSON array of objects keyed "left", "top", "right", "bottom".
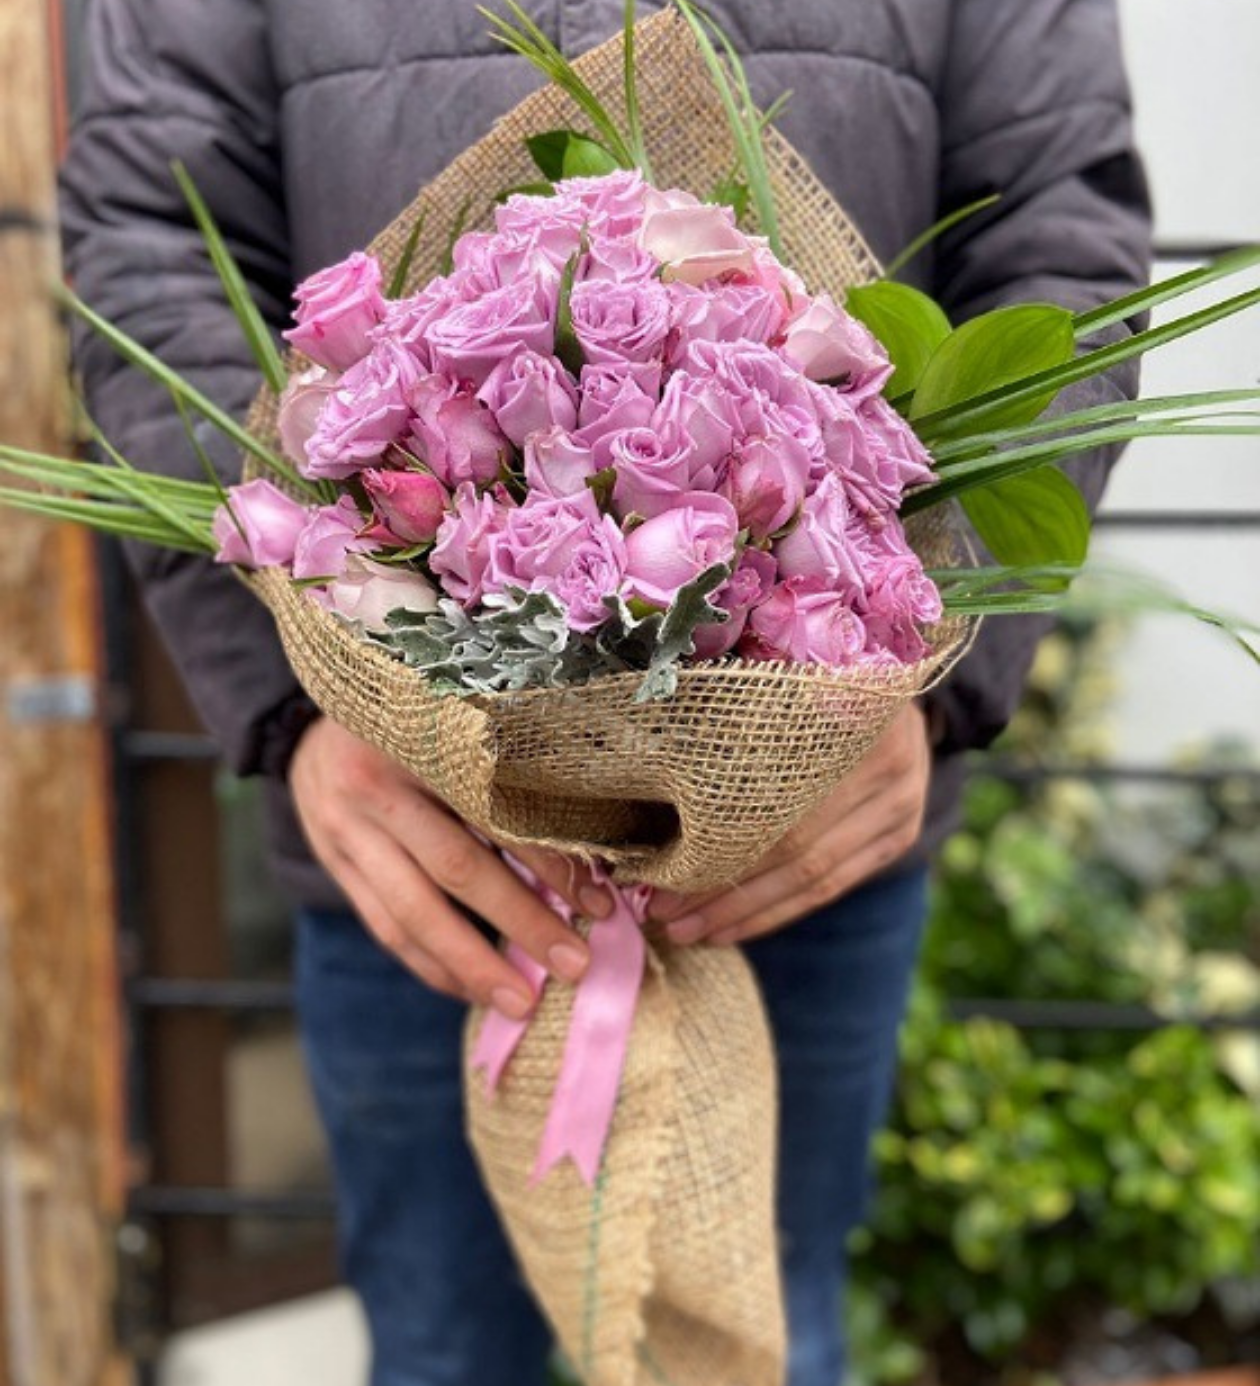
[
  {"left": 780, "top": 294, "right": 892, "bottom": 397},
  {"left": 277, "top": 366, "right": 339, "bottom": 468},
  {"left": 303, "top": 339, "right": 420, "bottom": 480},
  {"left": 523, "top": 428, "right": 600, "bottom": 499},
  {"left": 212, "top": 479, "right": 310, "bottom": 569},
  {"left": 691, "top": 548, "right": 777, "bottom": 660},
  {"left": 477, "top": 350, "right": 579, "bottom": 448},
  {"left": 651, "top": 369, "right": 740, "bottom": 482},
  {"left": 665, "top": 280, "right": 786, "bottom": 361},
  {"left": 622, "top": 493, "right": 740, "bottom": 609},
  {"left": 484, "top": 490, "right": 627, "bottom": 631},
  {"left": 851, "top": 514, "right": 943, "bottom": 663},
  {"left": 683, "top": 338, "right": 824, "bottom": 462},
  {"left": 718, "top": 432, "right": 812, "bottom": 540},
  {"left": 574, "top": 361, "right": 660, "bottom": 465},
  {"left": 743, "top": 577, "right": 868, "bottom": 667},
  {"left": 608, "top": 423, "right": 698, "bottom": 520},
  {"left": 773, "top": 472, "right": 864, "bottom": 592},
  {"left": 429, "top": 482, "right": 514, "bottom": 606},
  {"left": 569, "top": 276, "right": 672, "bottom": 368},
  {"left": 408, "top": 374, "right": 509, "bottom": 489},
  {"left": 291, "top": 496, "right": 374, "bottom": 580},
  {"left": 425, "top": 281, "right": 556, "bottom": 388},
  {"left": 546, "top": 170, "right": 648, "bottom": 241},
  {"left": 284, "top": 251, "right": 387, "bottom": 372}
]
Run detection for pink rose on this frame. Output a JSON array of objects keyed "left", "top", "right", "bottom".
[
  {"left": 429, "top": 482, "right": 514, "bottom": 606},
  {"left": 652, "top": 370, "right": 740, "bottom": 481},
  {"left": 277, "top": 366, "right": 339, "bottom": 467},
  {"left": 850, "top": 514, "right": 943, "bottom": 663},
  {"left": 773, "top": 473, "right": 863, "bottom": 591},
  {"left": 304, "top": 339, "right": 420, "bottom": 479},
  {"left": 574, "top": 362, "right": 660, "bottom": 465},
  {"left": 607, "top": 424, "right": 698, "bottom": 520},
  {"left": 665, "top": 280, "right": 786, "bottom": 361},
  {"left": 426, "top": 282, "right": 556, "bottom": 388},
  {"left": 550, "top": 170, "right": 649, "bottom": 240},
  {"left": 808, "top": 389, "right": 936, "bottom": 516},
  {"left": 692, "top": 548, "right": 777, "bottom": 660},
  {"left": 317, "top": 556, "right": 441, "bottom": 633},
  {"left": 523, "top": 428, "right": 599, "bottom": 499},
  {"left": 291, "top": 496, "right": 374, "bottom": 580},
  {"left": 580, "top": 236, "right": 659, "bottom": 285},
  {"left": 284, "top": 251, "right": 387, "bottom": 372},
  {"left": 361, "top": 467, "right": 450, "bottom": 544},
  {"left": 637, "top": 187, "right": 755, "bottom": 285},
  {"left": 212, "top": 479, "right": 310, "bottom": 569},
  {"left": 453, "top": 229, "right": 568, "bottom": 292},
  {"left": 718, "top": 432, "right": 811, "bottom": 540},
  {"left": 484, "top": 490, "right": 627, "bottom": 631},
  {"left": 622, "top": 493, "right": 740, "bottom": 609},
  {"left": 780, "top": 294, "right": 892, "bottom": 396},
  {"left": 570, "top": 277, "right": 672, "bottom": 368},
  {"left": 682, "top": 339, "right": 823, "bottom": 462},
  {"left": 743, "top": 577, "right": 868, "bottom": 667},
  {"left": 408, "top": 375, "right": 509, "bottom": 489},
  {"left": 477, "top": 350, "right": 579, "bottom": 448},
  {"left": 373, "top": 277, "right": 469, "bottom": 371}
]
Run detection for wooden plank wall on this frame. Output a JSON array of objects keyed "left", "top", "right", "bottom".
[{"left": 0, "top": 1, "right": 127, "bottom": 1383}]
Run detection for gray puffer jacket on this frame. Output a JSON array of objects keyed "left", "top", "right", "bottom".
[{"left": 61, "top": 0, "right": 1151, "bottom": 908}]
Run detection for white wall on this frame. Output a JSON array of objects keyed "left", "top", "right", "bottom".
[{"left": 1098, "top": 1, "right": 1260, "bottom": 761}]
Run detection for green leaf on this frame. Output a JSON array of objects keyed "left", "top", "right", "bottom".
[
  {"left": 910, "top": 304, "right": 1076, "bottom": 435},
  {"left": 911, "top": 279, "right": 1260, "bottom": 444},
  {"left": 439, "top": 198, "right": 474, "bottom": 278},
  {"left": 525, "top": 130, "right": 621, "bottom": 181},
  {"left": 386, "top": 211, "right": 427, "bottom": 299},
  {"left": 845, "top": 281, "right": 952, "bottom": 398},
  {"left": 584, "top": 464, "right": 616, "bottom": 511},
  {"left": 554, "top": 237, "right": 587, "bottom": 376},
  {"left": 710, "top": 174, "right": 750, "bottom": 222},
  {"left": 961, "top": 467, "right": 1090, "bottom": 579},
  {"left": 621, "top": 0, "right": 653, "bottom": 179},
  {"left": 634, "top": 563, "right": 732, "bottom": 702},
  {"left": 883, "top": 194, "right": 1002, "bottom": 283},
  {"left": 171, "top": 160, "right": 287, "bottom": 395}
]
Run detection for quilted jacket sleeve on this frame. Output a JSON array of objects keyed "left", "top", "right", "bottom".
[
  {"left": 922, "top": 0, "right": 1152, "bottom": 754},
  {"left": 60, "top": 0, "right": 306, "bottom": 774}
]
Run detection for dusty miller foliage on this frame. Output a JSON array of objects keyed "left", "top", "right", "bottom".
[{"left": 373, "top": 564, "right": 731, "bottom": 702}]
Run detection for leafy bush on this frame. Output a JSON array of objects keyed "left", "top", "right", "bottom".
[{"left": 848, "top": 623, "right": 1260, "bottom": 1384}]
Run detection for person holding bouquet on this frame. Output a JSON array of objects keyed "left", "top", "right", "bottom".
[{"left": 60, "top": 1, "right": 1151, "bottom": 1382}]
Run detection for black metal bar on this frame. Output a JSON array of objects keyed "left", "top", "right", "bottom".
[
  {"left": 128, "top": 978, "right": 297, "bottom": 1011},
  {"left": 1153, "top": 241, "right": 1250, "bottom": 260},
  {"left": 980, "top": 760, "right": 1260, "bottom": 787},
  {"left": 1094, "top": 511, "right": 1260, "bottom": 530},
  {"left": 948, "top": 999, "right": 1260, "bottom": 1032},
  {"left": 128, "top": 1186, "right": 337, "bottom": 1220}
]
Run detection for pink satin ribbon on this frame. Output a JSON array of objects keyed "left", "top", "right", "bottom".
[{"left": 470, "top": 863, "right": 650, "bottom": 1186}]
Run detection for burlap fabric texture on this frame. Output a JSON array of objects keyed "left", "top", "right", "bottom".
[{"left": 244, "top": 12, "right": 972, "bottom": 1385}]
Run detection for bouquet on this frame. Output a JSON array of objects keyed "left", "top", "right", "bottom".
[{"left": 6, "top": 5, "right": 1260, "bottom": 1383}]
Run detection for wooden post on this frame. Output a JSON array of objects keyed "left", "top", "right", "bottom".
[{"left": 0, "top": 1, "right": 128, "bottom": 1384}]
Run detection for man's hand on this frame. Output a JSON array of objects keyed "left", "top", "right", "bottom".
[
  {"left": 650, "top": 704, "right": 932, "bottom": 946},
  {"left": 289, "top": 718, "right": 611, "bottom": 1017}
]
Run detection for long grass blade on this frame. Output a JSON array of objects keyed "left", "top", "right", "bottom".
[
  {"left": 884, "top": 194, "right": 1001, "bottom": 282},
  {"left": 622, "top": 0, "right": 653, "bottom": 179},
  {"left": 0, "top": 486, "right": 211, "bottom": 550},
  {"left": 1073, "top": 244, "right": 1260, "bottom": 338},
  {"left": 59, "top": 284, "right": 320, "bottom": 498},
  {"left": 387, "top": 211, "right": 428, "bottom": 299},
  {"left": 172, "top": 160, "right": 288, "bottom": 394}
]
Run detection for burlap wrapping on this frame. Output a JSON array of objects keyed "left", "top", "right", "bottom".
[{"left": 242, "top": 13, "right": 973, "bottom": 1385}]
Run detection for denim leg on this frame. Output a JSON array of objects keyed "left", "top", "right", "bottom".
[
  {"left": 294, "top": 908, "right": 552, "bottom": 1386},
  {"left": 744, "top": 867, "right": 929, "bottom": 1386}
]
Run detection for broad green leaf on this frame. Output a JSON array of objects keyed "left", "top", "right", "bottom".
[
  {"left": 172, "top": 161, "right": 287, "bottom": 394},
  {"left": 911, "top": 279, "right": 1260, "bottom": 443},
  {"left": 910, "top": 304, "right": 1075, "bottom": 435},
  {"left": 845, "top": 281, "right": 951, "bottom": 398},
  {"left": 525, "top": 130, "right": 620, "bottom": 181},
  {"left": 961, "top": 467, "right": 1090, "bottom": 579}
]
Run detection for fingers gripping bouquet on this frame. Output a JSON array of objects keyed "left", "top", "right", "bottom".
[{"left": 9, "top": 5, "right": 1260, "bottom": 1385}]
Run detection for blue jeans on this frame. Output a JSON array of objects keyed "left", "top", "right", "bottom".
[{"left": 296, "top": 867, "right": 928, "bottom": 1386}]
